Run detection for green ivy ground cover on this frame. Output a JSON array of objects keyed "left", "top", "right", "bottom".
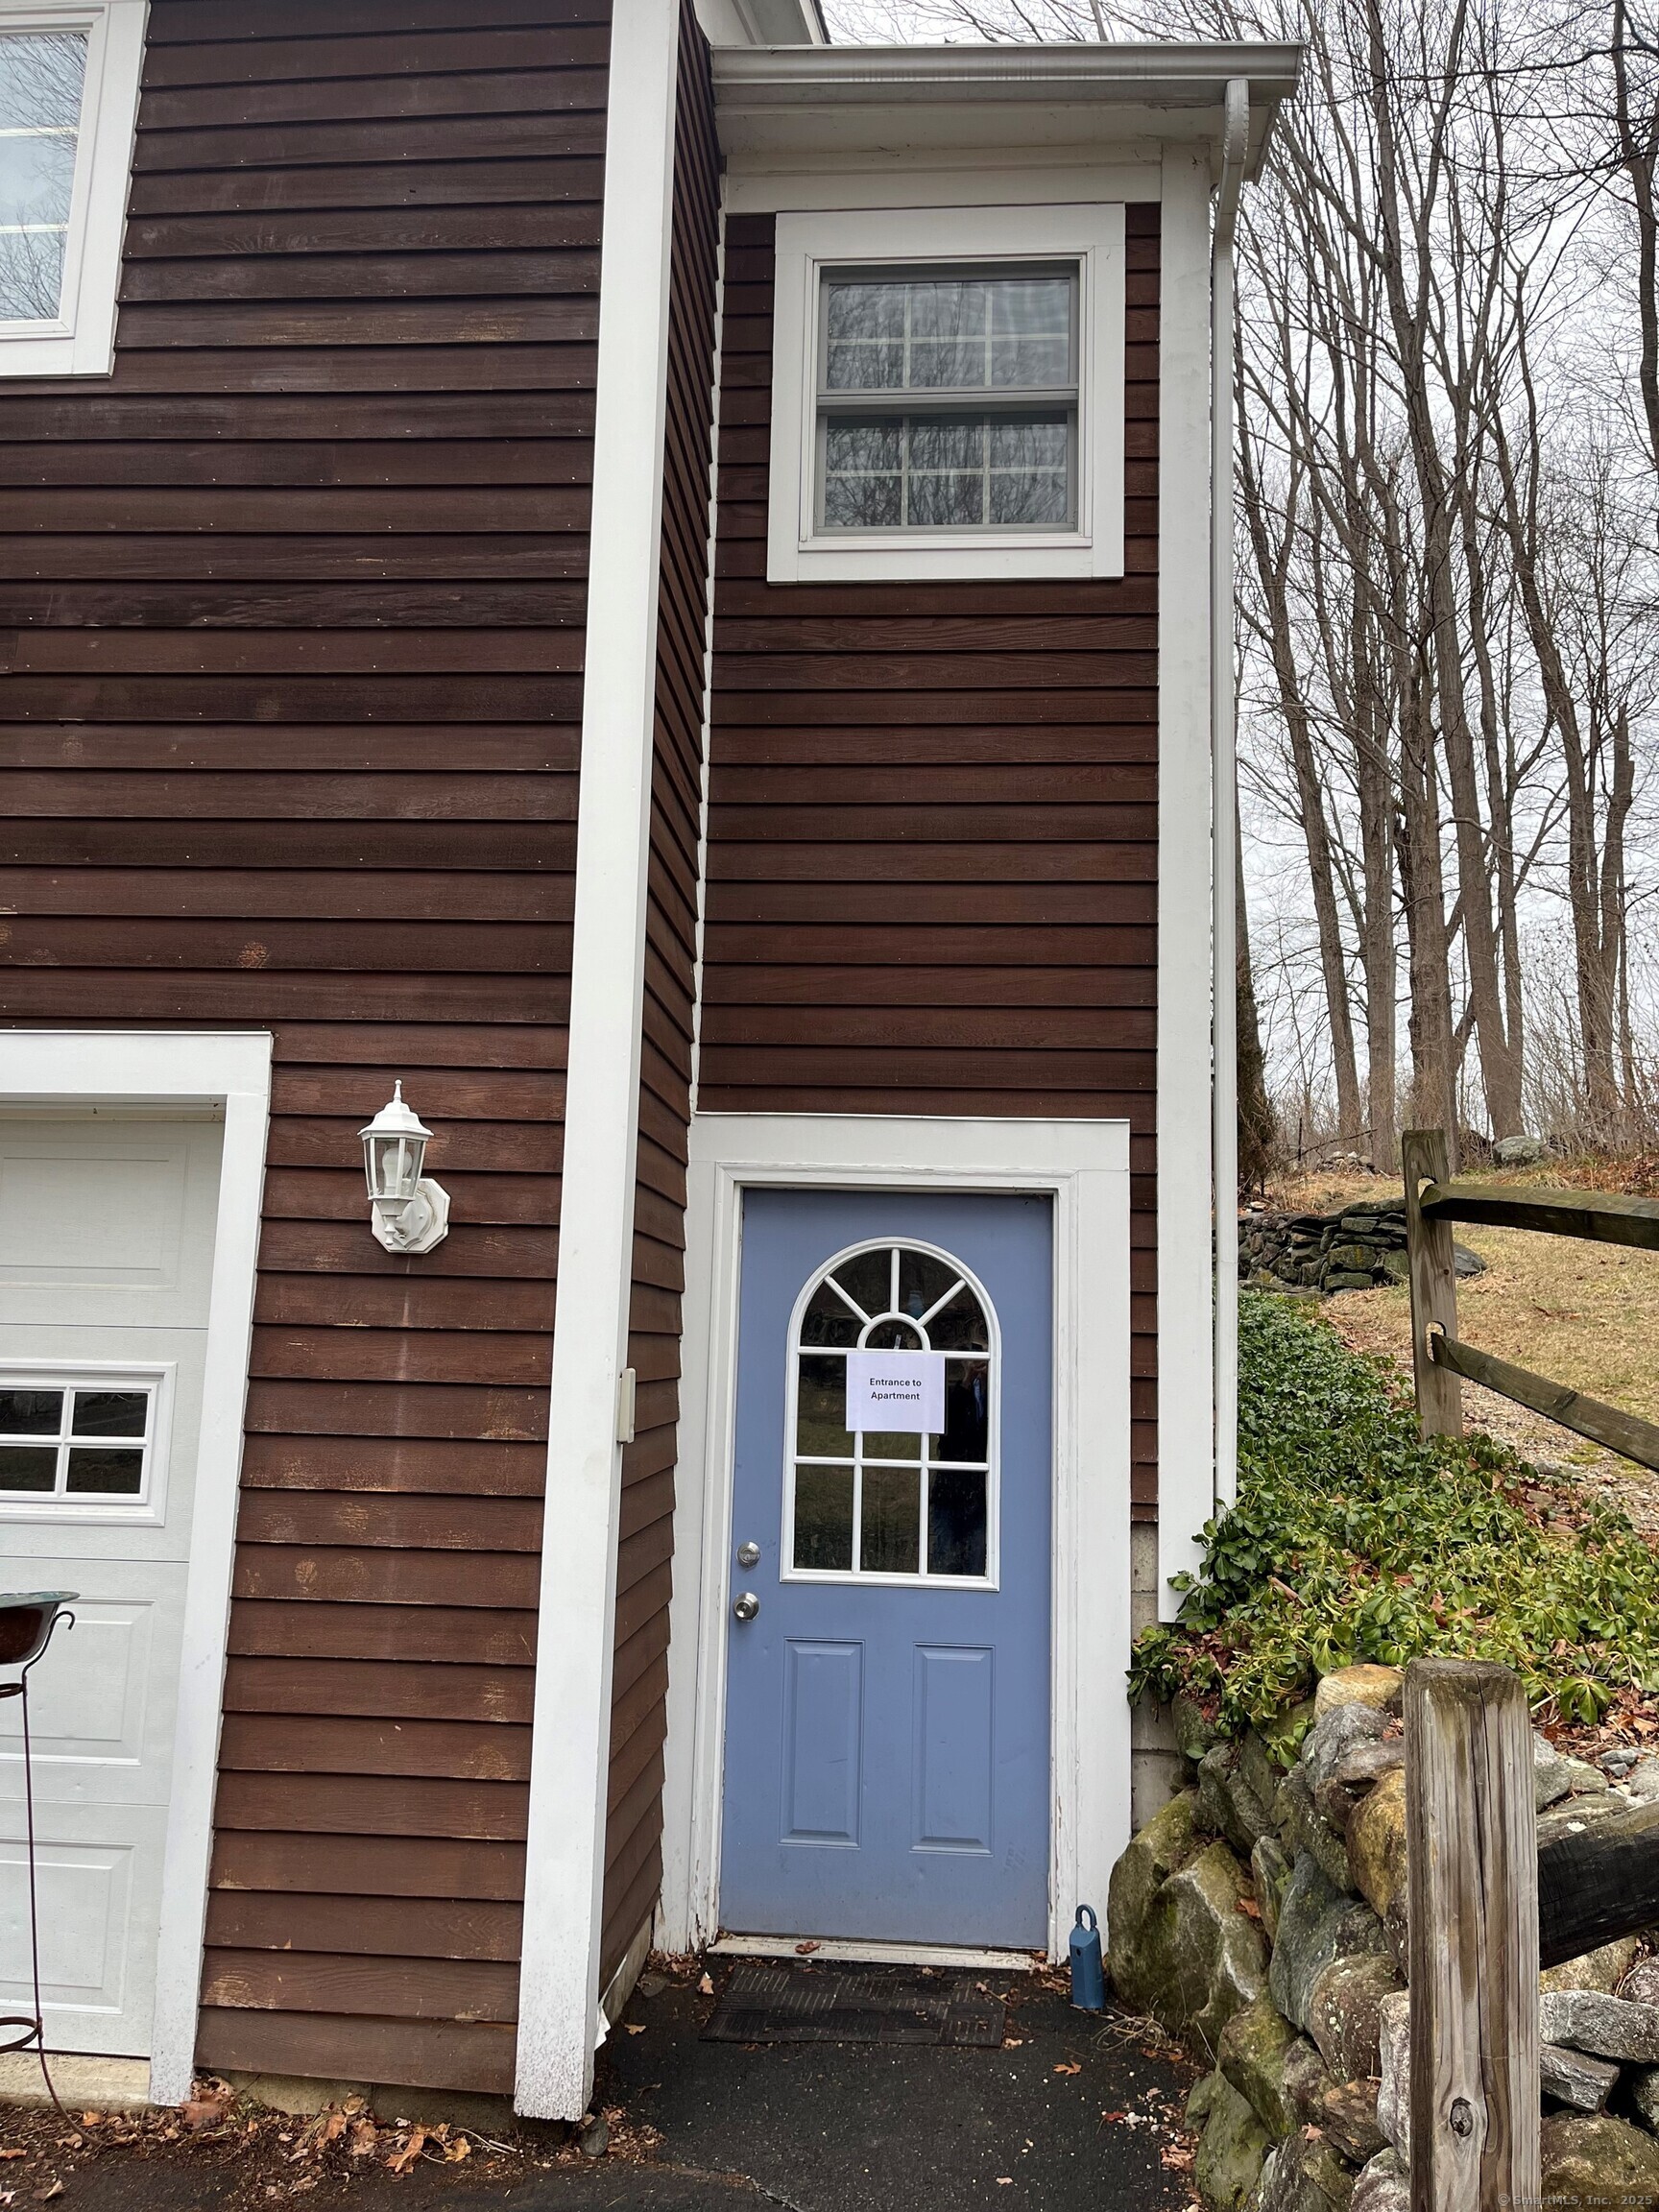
[{"left": 1128, "top": 1291, "right": 1659, "bottom": 1733}]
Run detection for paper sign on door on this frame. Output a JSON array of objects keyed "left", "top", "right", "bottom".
[{"left": 845, "top": 1350, "right": 946, "bottom": 1434}]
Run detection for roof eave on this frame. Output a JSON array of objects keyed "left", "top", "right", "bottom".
[{"left": 710, "top": 41, "right": 1303, "bottom": 178}]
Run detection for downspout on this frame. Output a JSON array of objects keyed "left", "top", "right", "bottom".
[{"left": 1211, "top": 78, "right": 1249, "bottom": 1512}]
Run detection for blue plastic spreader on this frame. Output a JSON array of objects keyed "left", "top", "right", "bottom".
[{"left": 1069, "top": 1903, "right": 1105, "bottom": 2009}]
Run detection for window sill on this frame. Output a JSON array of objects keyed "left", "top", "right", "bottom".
[
  {"left": 0, "top": 331, "right": 114, "bottom": 377},
  {"left": 770, "top": 533, "right": 1111, "bottom": 584}
]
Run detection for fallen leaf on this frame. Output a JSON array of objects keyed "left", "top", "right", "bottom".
[
  {"left": 624, "top": 2023, "right": 646, "bottom": 2035},
  {"left": 387, "top": 2127, "right": 429, "bottom": 2176},
  {"left": 0, "top": 2152, "right": 24, "bottom": 2163},
  {"left": 794, "top": 1940, "right": 820, "bottom": 1955},
  {"left": 996, "top": 2180, "right": 1013, "bottom": 2187},
  {"left": 698, "top": 1973, "right": 714, "bottom": 1995},
  {"left": 348, "top": 2120, "right": 378, "bottom": 2158},
  {"left": 445, "top": 2137, "right": 471, "bottom": 2163},
  {"left": 1052, "top": 2062, "right": 1081, "bottom": 2077},
  {"left": 1238, "top": 1896, "right": 1262, "bottom": 1922}
]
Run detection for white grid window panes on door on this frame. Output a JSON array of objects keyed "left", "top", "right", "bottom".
[
  {"left": 816, "top": 264, "right": 1078, "bottom": 534},
  {"left": 786, "top": 1240, "right": 997, "bottom": 1584},
  {"left": 0, "top": 30, "right": 88, "bottom": 323},
  {"left": 0, "top": 1382, "right": 153, "bottom": 1500}
]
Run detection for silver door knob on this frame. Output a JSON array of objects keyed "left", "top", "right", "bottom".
[
  {"left": 736, "top": 1541, "right": 760, "bottom": 1568},
  {"left": 732, "top": 1591, "right": 760, "bottom": 1623}
]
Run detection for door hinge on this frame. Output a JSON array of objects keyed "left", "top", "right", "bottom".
[{"left": 615, "top": 1366, "right": 637, "bottom": 1446}]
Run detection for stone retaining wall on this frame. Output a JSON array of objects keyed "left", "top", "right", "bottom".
[
  {"left": 1238, "top": 1202, "right": 1484, "bottom": 1297},
  {"left": 1107, "top": 1667, "right": 1659, "bottom": 2209}
]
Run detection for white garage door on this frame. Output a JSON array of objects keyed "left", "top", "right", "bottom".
[{"left": 0, "top": 1118, "right": 225, "bottom": 2058}]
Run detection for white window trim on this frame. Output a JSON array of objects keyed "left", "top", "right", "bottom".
[
  {"left": 767, "top": 204, "right": 1126, "bottom": 585},
  {"left": 781, "top": 1235, "right": 1000, "bottom": 1591},
  {"left": 0, "top": 1357, "right": 173, "bottom": 1527},
  {"left": 0, "top": 0, "right": 146, "bottom": 378},
  {"left": 0, "top": 1030, "right": 272, "bottom": 2104},
  {"left": 658, "top": 1112, "right": 1132, "bottom": 1965}
]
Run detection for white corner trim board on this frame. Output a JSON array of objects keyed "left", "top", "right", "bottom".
[
  {"left": 658, "top": 1113, "right": 1134, "bottom": 1964},
  {"left": 765, "top": 202, "right": 1126, "bottom": 585},
  {"left": 514, "top": 0, "right": 683, "bottom": 2125},
  {"left": 0, "top": 1030, "right": 272, "bottom": 2108},
  {"left": 1155, "top": 149, "right": 1217, "bottom": 1620},
  {"left": 0, "top": 0, "right": 148, "bottom": 378}
]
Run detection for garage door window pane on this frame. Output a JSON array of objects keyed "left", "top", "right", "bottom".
[
  {"left": 65, "top": 1447, "right": 144, "bottom": 1496},
  {"left": 72, "top": 1390, "right": 148, "bottom": 1437},
  {"left": 0, "top": 1446, "right": 57, "bottom": 1492},
  {"left": 0, "top": 1388, "right": 62, "bottom": 1433}
]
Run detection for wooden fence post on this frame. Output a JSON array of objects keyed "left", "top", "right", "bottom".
[
  {"left": 1403, "top": 1127, "right": 1462, "bottom": 1439},
  {"left": 1407, "top": 1659, "right": 1540, "bottom": 2212}
]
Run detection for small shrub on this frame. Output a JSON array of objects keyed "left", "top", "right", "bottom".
[{"left": 1128, "top": 1292, "right": 1659, "bottom": 1734}]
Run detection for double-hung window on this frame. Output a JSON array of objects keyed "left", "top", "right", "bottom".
[
  {"left": 769, "top": 204, "right": 1125, "bottom": 583},
  {"left": 0, "top": 0, "right": 147, "bottom": 377}
]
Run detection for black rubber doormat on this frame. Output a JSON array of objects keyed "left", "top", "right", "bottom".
[{"left": 702, "top": 1962, "right": 1005, "bottom": 2046}]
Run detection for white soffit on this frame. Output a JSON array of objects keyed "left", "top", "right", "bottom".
[
  {"left": 710, "top": 43, "right": 1302, "bottom": 172},
  {"left": 695, "top": 0, "right": 826, "bottom": 48}
]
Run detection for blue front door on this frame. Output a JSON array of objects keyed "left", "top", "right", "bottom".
[{"left": 718, "top": 1189, "right": 1052, "bottom": 1948}]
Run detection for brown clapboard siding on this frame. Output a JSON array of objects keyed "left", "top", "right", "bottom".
[
  {"left": 701, "top": 206, "right": 1163, "bottom": 1520},
  {"left": 0, "top": 0, "right": 609, "bottom": 2098},
  {"left": 597, "top": 0, "right": 720, "bottom": 1991}
]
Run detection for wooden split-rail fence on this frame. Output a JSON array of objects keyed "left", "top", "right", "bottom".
[
  {"left": 1406, "top": 1657, "right": 1659, "bottom": 2207},
  {"left": 1393, "top": 1142, "right": 1659, "bottom": 2200},
  {"left": 1403, "top": 1125, "right": 1659, "bottom": 1472}
]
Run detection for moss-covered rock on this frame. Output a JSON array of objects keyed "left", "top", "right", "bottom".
[
  {"left": 1346, "top": 1767, "right": 1407, "bottom": 1965},
  {"left": 1539, "top": 1934, "right": 1641, "bottom": 1995},
  {"left": 1175, "top": 1694, "right": 1221, "bottom": 1764},
  {"left": 1217, "top": 1998, "right": 1298, "bottom": 2140},
  {"left": 1318, "top": 2079, "right": 1384, "bottom": 2167},
  {"left": 1313, "top": 1665, "right": 1403, "bottom": 1719},
  {"left": 1268, "top": 1852, "right": 1386, "bottom": 2033},
  {"left": 1349, "top": 2150, "right": 1407, "bottom": 2212},
  {"left": 1539, "top": 2114, "right": 1659, "bottom": 2203},
  {"left": 1107, "top": 1788, "right": 1202, "bottom": 1997},
  {"left": 1256, "top": 2130, "right": 1358, "bottom": 2211},
  {"left": 1307, "top": 1954, "right": 1404, "bottom": 2081},
  {"left": 1274, "top": 1765, "right": 1353, "bottom": 1892},
  {"left": 1251, "top": 1834, "right": 1292, "bottom": 1943},
  {"left": 1198, "top": 1739, "right": 1276, "bottom": 1856},
  {"left": 1188, "top": 2068, "right": 1270, "bottom": 2211},
  {"left": 1110, "top": 1808, "right": 1267, "bottom": 2056}
]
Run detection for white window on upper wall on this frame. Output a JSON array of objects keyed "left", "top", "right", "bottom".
[
  {"left": 767, "top": 204, "right": 1126, "bottom": 585},
  {"left": 0, "top": 0, "right": 146, "bottom": 377}
]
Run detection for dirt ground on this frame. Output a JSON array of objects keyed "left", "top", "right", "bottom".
[{"left": 1260, "top": 1163, "right": 1659, "bottom": 1531}]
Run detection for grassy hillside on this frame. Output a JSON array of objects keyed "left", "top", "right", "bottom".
[{"left": 1130, "top": 1292, "right": 1659, "bottom": 1740}]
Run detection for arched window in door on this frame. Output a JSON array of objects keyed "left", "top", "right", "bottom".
[{"left": 784, "top": 1239, "right": 998, "bottom": 1584}]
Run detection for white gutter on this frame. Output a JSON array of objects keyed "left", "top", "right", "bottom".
[{"left": 1211, "top": 76, "right": 1249, "bottom": 1513}]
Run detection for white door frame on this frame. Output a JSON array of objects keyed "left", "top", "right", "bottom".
[
  {"left": 659, "top": 1112, "right": 1133, "bottom": 1961},
  {"left": 0, "top": 1030, "right": 271, "bottom": 2104}
]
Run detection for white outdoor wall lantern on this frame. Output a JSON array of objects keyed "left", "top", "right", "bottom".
[{"left": 359, "top": 1083, "right": 450, "bottom": 1255}]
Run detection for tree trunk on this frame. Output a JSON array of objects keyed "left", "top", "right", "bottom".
[{"left": 1236, "top": 805, "right": 1277, "bottom": 1193}]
